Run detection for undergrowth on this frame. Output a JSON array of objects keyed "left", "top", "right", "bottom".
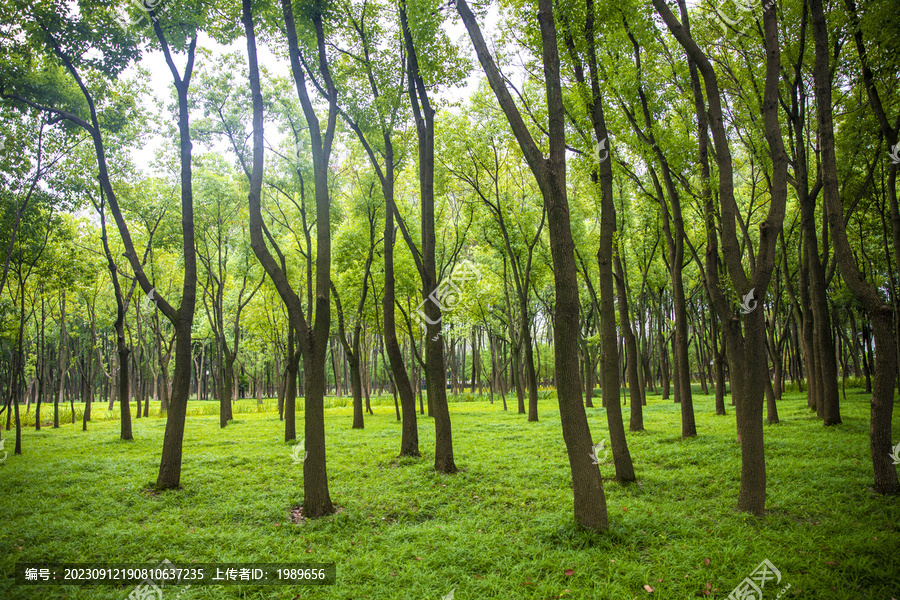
[{"left": 1, "top": 386, "right": 897, "bottom": 599}]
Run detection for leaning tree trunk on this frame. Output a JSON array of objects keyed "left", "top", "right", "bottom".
[
  {"left": 384, "top": 189, "right": 419, "bottom": 458},
  {"left": 458, "top": 0, "right": 609, "bottom": 530},
  {"left": 813, "top": 0, "right": 898, "bottom": 493}
]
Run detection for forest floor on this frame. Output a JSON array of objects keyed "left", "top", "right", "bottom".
[{"left": 0, "top": 387, "right": 898, "bottom": 599}]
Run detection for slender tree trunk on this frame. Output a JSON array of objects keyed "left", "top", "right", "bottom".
[
  {"left": 55, "top": 290, "right": 67, "bottom": 429},
  {"left": 285, "top": 327, "right": 299, "bottom": 442},
  {"left": 459, "top": 0, "right": 609, "bottom": 529},
  {"left": 522, "top": 316, "right": 540, "bottom": 422},
  {"left": 220, "top": 352, "right": 234, "bottom": 428},
  {"left": 615, "top": 257, "right": 643, "bottom": 432},
  {"left": 714, "top": 322, "right": 726, "bottom": 415},
  {"left": 816, "top": 0, "right": 898, "bottom": 493},
  {"left": 384, "top": 187, "right": 419, "bottom": 457}
]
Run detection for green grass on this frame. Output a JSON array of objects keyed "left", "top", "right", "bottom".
[{"left": 1, "top": 387, "right": 898, "bottom": 599}]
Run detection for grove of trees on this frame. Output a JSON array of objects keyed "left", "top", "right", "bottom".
[{"left": 1, "top": 0, "right": 898, "bottom": 531}]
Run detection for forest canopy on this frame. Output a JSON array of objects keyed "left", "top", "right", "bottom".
[{"left": 1, "top": 0, "right": 898, "bottom": 540}]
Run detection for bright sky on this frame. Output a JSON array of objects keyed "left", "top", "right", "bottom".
[{"left": 127, "top": 5, "right": 501, "bottom": 178}]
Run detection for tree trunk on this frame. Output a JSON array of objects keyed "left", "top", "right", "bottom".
[
  {"left": 55, "top": 290, "right": 67, "bottom": 429},
  {"left": 714, "top": 323, "right": 726, "bottom": 415},
  {"left": 598, "top": 231, "right": 635, "bottom": 481},
  {"left": 816, "top": 0, "right": 898, "bottom": 493},
  {"left": 615, "top": 256, "right": 643, "bottom": 432},
  {"left": 284, "top": 326, "right": 299, "bottom": 442},
  {"left": 655, "top": 0, "right": 789, "bottom": 515},
  {"left": 384, "top": 195, "right": 419, "bottom": 457},
  {"left": 247, "top": 0, "right": 339, "bottom": 516},
  {"left": 458, "top": 0, "right": 608, "bottom": 529},
  {"left": 659, "top": 329, "right": 670, "bottom": 400},
  {"left": 220, "top": 352, "right": 234, "bottom": 428},
  {"left": 522, "top": 316, "right": 540, "bottom": 422}
]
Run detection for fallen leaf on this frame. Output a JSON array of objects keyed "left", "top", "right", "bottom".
[
  {"left": 704, "top": 558, "right": 711, "bottom": 566},
  {"left": 564, "top": 569, "right": 575, "bottom": 576},
  {"left": 643, "top": 584, "right": 655, "bottom": 593}
]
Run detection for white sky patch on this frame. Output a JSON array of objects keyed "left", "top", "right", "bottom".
[{"left": 121, "top": 6, "right": 500, "bottom": 179}]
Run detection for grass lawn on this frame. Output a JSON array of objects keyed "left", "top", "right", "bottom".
[{"left": 1, "top": 387, "right": 898, "bottom": 599}]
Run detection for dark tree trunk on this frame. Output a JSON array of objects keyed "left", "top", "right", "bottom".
[
  {"left": 331, "top": 253, "right": 373, "bottom": 430},
  {"left": 581, "top": 337, "right": 595, "bottom": 408},
  {"left": 284, "top": 325, "right": 299, "bottom": 441},
  {"left": 714, "top": 322, "right": 726, "bottom": 415},
  {"left": 522, "top": 318, "right": 540, "bottom": 422},
  {"left": 658, "top": 329, "right": 670, "bottom": 400},
  {"left": 248, "top": 0, "right": 337, "bottom": 516},
  {"left": 615, "top": 257, "right": 643, "bottom": 432},
  {"left": 818, "top": 0, "right": 898, "bottom": 493},
  {"left": 398, "top": 18, "right": 459, "bottom": 460},
  {"left": 459, "top": 0, "right": 608, "bottom": 530},
  {"left": 384, "top": 190, "right": 419, "bottom": 457},
  {"left": 220, "top": 354, "right": 234, "bottom": 428},
  {"left": 655, "top": 0, "right": 789, "bottom": 515},
  {"left": 764, "top": 375, "right": 779, "bottom": 424},
  {"left": 55, "top": 290, "right": 67, "bottom": 429}
]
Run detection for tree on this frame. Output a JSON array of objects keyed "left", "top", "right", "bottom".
[
  {"left": 327, "top": 0, "right": 419, "bottom": 457},
  {"left": 244, "top": 0, "right": 337, "bottom": 517},
  {"left": 814, "top": 0, "right": 898, "bottom": 493},
  {"left": 332, "top": 182, "right": 379, "bottom": 430},
  {"left": 650, "top": 0, "right": 789, "bottom": 515},
  {"left": 457, "top": 0, "right": 608, "bottom": 530}
]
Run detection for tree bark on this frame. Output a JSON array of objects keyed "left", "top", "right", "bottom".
[
  {"left": 815, "top": 0, "right": 898, "bottom": 493},
  {"left": 458, "top": 0, "right": 608, "bottom": 529},
  {"left": 55, "top": 290, "right": 67, "bottom": 429},
  {"left": 656, "top": 0, "right": 789, "bottom": 515},
  {"left": 248, "top": 0, "right": 336, "bottom": 515},
  {"left": 615, "top": 256, "right": 643, "bottom": 432}
]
